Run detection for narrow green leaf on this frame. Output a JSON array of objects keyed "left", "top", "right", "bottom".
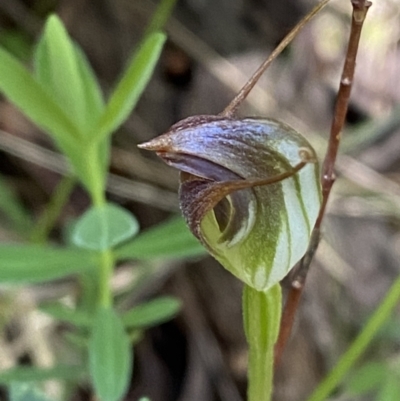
[
  {"left": 1, "top": 365, "right": 85, "bottom": 385},
  {"left": 0, "top": 46, "right": 105, "bottom": 196},
  {"left": 0, "top": 175, "right": 32, "bottom": 232},
  {"left": 0, "top": 245, "right": 96, "bottom": 283},
  {"left": 91, "top": 32, "right": 166, "bottom": 142},
  {"left": 346, "top": 362, "right": 387, "bottom": 395},
  {"left": 89, "top": 307, "right": 132, "bottom": 401},
  {"left": 73, "top": 45, "right": 105, "bottom": 121},
  {"left": 40, "top": 302, "right": 92, "bottom": 328},
  {"left": 377, "top": 374, "right": 400, "bottom": 401},
  {"left": 72, "top": 203, "right": 139, "bottom": 251},
  {"left": 144, "top": 0, "right": 178, "bottom": 35},
  {"left": 33, "top": 15, "right": 90, "bottom": 131},
  {"left": 115, "top": 216, "right": 206, "bottom": 260},
  {"left": 9, "top": 382, "right": 54, "bottom": 401},
  {"left": 306, "top": 274, "right": 400, "bottom": 401},
  {"left": 0, "top": 47, "right": 82, "bottom": 142},
  {"left": 122, "top": 296, "right": 181, "bottom": 328}
]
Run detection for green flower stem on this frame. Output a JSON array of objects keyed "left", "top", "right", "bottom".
[
  {"left": 30, "top": 175, "right": 76, "bottom": 243},
  {"left": 243, "top": 283, "right": 282, "bottom": 401},
  {"left": 306, "top": 274, "right": 400, "bottom": 401}
]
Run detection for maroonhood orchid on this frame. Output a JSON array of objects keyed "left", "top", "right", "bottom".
[{"left": 139, "top": 114, "right": 321, "bottom": 291}]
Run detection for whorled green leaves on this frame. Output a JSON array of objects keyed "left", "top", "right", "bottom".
[
  {"left": 139, "top": 115, "right": 321, "bottom": 291},
  {"left": 0, "top": 15, "right": 166, "bottom": 200}
]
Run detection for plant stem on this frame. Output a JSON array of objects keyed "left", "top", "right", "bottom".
[
  {"left": 306, "top": 273, "right": 400, "bottom": 401},
  {"left": 99, "top": 249, "right": 114, "bottom": 308},
  {"left": 243, "top": 284, "right": 282, "bottom": 401},
  {"left": 86, "top": 143, "right": 106, "bottom": 208},
  {"left": 30, "top": 175, "right": 76, "bottom": 243},
  {"left": 85, "top": 142, "right": 114, "bottom": 308},
  {"left": 275, "top": 0, "right": 371, "bottom": 364}
]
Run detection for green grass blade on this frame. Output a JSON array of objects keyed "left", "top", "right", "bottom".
[
  {"left": 307, "top": 274, "right": 400, "bottom": 401},
  {"left": 346, "top": 362, "right": 387, "bottom": 395},
  {"left": 91, "top": 32, "right": 166, "bottom": 143}
]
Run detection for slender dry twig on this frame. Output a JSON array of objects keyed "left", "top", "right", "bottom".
[
  {"left": 220, "top": 0, "right": 330, "bottom": 117},
  {"left": 0, "top": 129, "right": 179, "bottom": 211},
  {"left": 274, "top": 0, "right": 372, "bottom": 365}
]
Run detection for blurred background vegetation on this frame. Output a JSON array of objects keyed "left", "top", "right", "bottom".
[{"left": 0, "top": 0, "right": 400, "bottom": 400}]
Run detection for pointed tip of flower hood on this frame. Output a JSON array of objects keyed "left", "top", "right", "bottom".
[
  {"left": 138, "top": 135, "right": 172, "bottom": 152},
  {"left": 139, "top": 115, "right": 231, "bottom": 152}
]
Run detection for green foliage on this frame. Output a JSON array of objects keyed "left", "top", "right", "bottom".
[
  {"left": 40, "top": 302, "right": 92, "bottom": 328},
  {"left": 115, "top": 216, "right": 206, "bottom": 260},
  {"left": 122, "top": 296, "right": 181, "bottom": 328},
  {"left": 345, "top": 361, "right": 400, "bottom": 401},
  {"left": 346, "top": 361, "right": 388, "bottom": 395},
  {"left": 91, "top": 32, "right": 166, "bottom": 144},
  {"left": 0, "top": 245, "right": 96, "bottom": 283},
  {"left": 0, "top": 15, "right": 165, "bottom": 199},
  {"left": 307, "top": 274, "right": 400, "bottom": 401},
  {"left": 72, "top": 203, "right": 139, "bottom": 251},
  {"left": 34, "top": 15, "right": 101, "bottom": 132},
  {"left": 89, "top": 307, "right": 132, "bottom": 401},
  {"left": 0, "top": 45, "right": 81, "bottom": 144},
  {"left": 0, "top": 0, "right": 195, "bottom": 400}
]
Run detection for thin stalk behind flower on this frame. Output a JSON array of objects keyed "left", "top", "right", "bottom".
[{"left": 275, "top": 0, "right": 372, "bottom": 365}]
